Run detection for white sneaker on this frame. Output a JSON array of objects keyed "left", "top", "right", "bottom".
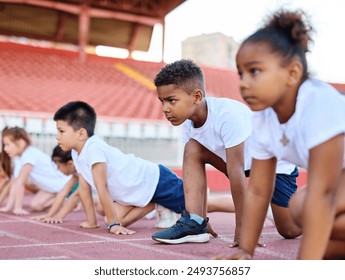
[
  {"left": 266, "top": 205, "right": 275, "bottom": 225},
  {"left": 155, "top": 204, "right": 178, "bottom": 228},
  {"left": 144, "top": 209, "right": 156, "bottom": 220}
]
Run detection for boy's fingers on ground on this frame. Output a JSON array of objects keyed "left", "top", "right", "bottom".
[
  {"left": 229, "top": 240, "right": 239, "bottom": 248},
  {"left": 111, "top": 226, "right": 136, "bottom": 235}
]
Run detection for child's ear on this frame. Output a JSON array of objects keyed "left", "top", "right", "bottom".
[
  {"left": 287, "top": 59, "right": 303, "bottom": 86},
  {"left": 67, "top": 160, "right": 75, "bottom": 169},
  {"left": 78, "top": 128, "right": 89, "bottom": 141},
  {"left": 192, "top": 89, "right": 203, "bottom": 104}
]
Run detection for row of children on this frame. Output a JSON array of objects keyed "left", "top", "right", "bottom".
[{"left": 0, "top": 9, "right": 344, "bottom": 260}]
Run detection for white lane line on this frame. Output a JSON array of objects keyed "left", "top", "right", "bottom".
[
  {"left": 256, "top": 247, "right": 295, "bottom": 260},
  {"left": 17, "top": 256, "right": 68, "bottom": 260},
  {"left": 214, "top": 233, "right": 297, "bottom": 260},
  {"left": 0, "top": 240, "right": 107, "bottom": 249},
  {"left": 0, "top": 230, "right": 26, "bottom": 240},
  {"left": 2, "top": 216, "right": 204, "bottom": 259},
  {"left": 0, "top": 220, "right": 27, "bottom": 224}
]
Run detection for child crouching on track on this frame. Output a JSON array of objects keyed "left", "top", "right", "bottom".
[
  {"left": 0, "top": 126, "right": 71, "bottom": 215},
  {"left": 53, "top": 101, "right": 184, "bottom": 234},
  {"left": 222, "top": 9, "right": 345, "bottom": 259},
  {"left": 30, "top": 145, "right": 84, "bottom": 223}
]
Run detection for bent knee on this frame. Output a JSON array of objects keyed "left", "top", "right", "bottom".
[
  {"left": 29, "top": 202, "right": 45, "bottom": 212},
  {"left": 276, "top": 226, "right": 302, "bottom": 239},
  {"left": 184, "top": 139, "right": 204, "bottom": 155}
]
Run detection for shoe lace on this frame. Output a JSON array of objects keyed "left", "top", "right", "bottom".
[{"left": 170, "top": 217, "right": 188, "bottom": 229}]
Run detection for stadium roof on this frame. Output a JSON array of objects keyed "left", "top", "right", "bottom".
[{"left": 0, "top": 0, "right": 186, "bottom": 60}]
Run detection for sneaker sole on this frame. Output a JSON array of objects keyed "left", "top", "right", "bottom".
[{"left": 152, "top": 233, "right": 210, "bottom": 244}]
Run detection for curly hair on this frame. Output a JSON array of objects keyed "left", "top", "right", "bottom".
[
  {"left": 154, "top": 59, "right": 206, "bottom": 96},
  {"left": 242, "top": 9, "right": 314, "bottom": 81}
]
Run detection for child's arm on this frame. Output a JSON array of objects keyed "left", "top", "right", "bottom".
[
  {"left": 31, "top": 175, "right": 78, "bottom": 220},
  {"left": 92, "top": 162, "right": 135, "bottom": 235},
  {"left": 298, "top": 135, "right": 343, "bottom": 259},
  {"left": 78, "top": 174, "right": 99, "bottom": 228},
  {"left": 238, "top": 158, "right": 276, "bottom": 257},
  {"left": 0, "top": 164, "right": 32, "bottom": 215},
  {"left": 0, "top": 178, "right": 12, "bottom": 205},
  {"left": 43, "top": 190, "right": 80, "bottom": 223},
  {"left": 225, "top": 143, "right": 248, "bottom": 246},
  {"left": 214, "top": 158, "right": 276, "bottom": 260}
]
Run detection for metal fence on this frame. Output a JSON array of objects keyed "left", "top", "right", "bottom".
[{"left": 0, "top": 110, "right": 183, "bottom": 167}]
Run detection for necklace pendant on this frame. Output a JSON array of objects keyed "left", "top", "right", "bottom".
[{"left": 280, "top": 133, "right": 289, "bottom": 146}]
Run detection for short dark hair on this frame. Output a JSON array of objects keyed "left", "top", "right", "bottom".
[
  {"left": 53, "top": 101, "right": 96, "bottom": 136},
  {"left": 154, "top": 59, "right": 205, "bottom": 95},
  {"left": 51, "top": 145, "right": 72, "bottom": 163}
]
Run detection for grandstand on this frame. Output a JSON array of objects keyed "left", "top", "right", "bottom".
[{"left": 0, "top": 1, "right": 343, "bottom": 190}]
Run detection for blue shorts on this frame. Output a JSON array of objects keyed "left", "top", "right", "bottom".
[
  {"left": 151, "top": 165, "right": 185, "bottom": 213},
  {"left": 271, "top": 167, "right": 299, "bottom": 207}
]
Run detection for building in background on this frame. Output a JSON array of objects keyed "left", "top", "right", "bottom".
[{"left": 182, "top": 32, "right": 239, "bottom": 69}]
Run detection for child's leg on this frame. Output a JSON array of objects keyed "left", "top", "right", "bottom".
[
  {"left": 0, "top": 179, "right": 11, "bottom": 205},
  {"left": 271, "top": 170, "right": 302, "bottom": 239},
  {"left": 114, "top": 202, "right": 155, "bottom": 227},
  {"left": 29, "top": 190, "right": 56, "bottom": 212},
  {"left": 25, "top": 181, "right": 39, "bottom": 193},
  {"left": 207, "top": 195, "right": 235, "bottom": 213},
  {"left": 289, "top": 187, "right": 307, "bottom": 228},
  {"left": 324, "top": 240, "right": 345, "bottom": 259},
  {"left": 183, "top": 139, "right": 227, "bottom": 217},
  {"left": 271, "top": 203, "right": 301, "bottom": 239}
]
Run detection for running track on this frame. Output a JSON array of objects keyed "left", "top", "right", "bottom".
[{"left": 0, "top": 192, "right": 300, "bottom": 260}]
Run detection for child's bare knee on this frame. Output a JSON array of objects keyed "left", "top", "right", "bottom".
[
  {"left": 276, "top": 226, "right": 302, "bottom": 239},
  {"left": 30, "top": 202, "right": 44, "bottom": 212}
]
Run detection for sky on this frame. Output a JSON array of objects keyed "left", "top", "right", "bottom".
[{"left": 134, "top": 0, "right": 345, "bottom": 84}]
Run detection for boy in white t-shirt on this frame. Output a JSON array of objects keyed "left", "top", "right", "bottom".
[
  {"left": 152, "top": 59, "right": 300, "bottom": 245},
  {"left": 224, "top": 9, "right": 345, "bottom": 259},
  {"left": 53, "top": 101, "right": 186, "bottom": 235}
]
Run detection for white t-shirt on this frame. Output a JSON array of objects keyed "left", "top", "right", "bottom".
[
  {"left": 16, "top": 146, "right": 71, "bottom": 193},
  {"left": 72, "top": 135, "right": 159, "bottom": 207},
  {"left": 250, "top": 79, "right": 345, "bottom": 169},
  {"left": 182, "top": 96, "right": 295, "bottom": 174}
]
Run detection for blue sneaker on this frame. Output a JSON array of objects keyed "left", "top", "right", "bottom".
[{"left": 152, "top": 210, "right": 209, "bottom": 244}]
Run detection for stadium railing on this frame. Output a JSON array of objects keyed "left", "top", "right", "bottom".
[{"left": 0, "top": 110, "right": 183, "bottom": 168}]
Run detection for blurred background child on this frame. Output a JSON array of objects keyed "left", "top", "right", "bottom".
[
  {"left": 30, "top": 145, "right": 81, "bottom": 222},
  {"left": 0, "top": 126, "right": 71, "bottom": 215}
]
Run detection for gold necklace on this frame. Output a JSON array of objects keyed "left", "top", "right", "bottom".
[{"left": 280, "top": 124, "right": 289, "bottom": 146}]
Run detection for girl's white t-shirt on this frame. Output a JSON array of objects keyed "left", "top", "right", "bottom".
[
  {"left": 250, "top": 79, "right": 345, "bottom": 169},
  {"left": 17, "top": 146, "right": 71, "bottom": 193},
  {"left": 182, "top": 96, "right": 295, "bottom": 174},
  {"left": 72, "top": 135, "right": 159, "bottom": 207}
]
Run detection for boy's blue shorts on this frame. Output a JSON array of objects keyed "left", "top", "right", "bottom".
[
  {"left": 151, "top": 164, "right": 185, "bottom": 213},
  {"left": 272, "top": 167, "right": 299, "bottom": 207}
]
